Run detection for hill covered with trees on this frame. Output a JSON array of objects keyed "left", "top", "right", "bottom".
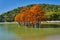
[{"left": 0, "top": 4, "right": 60, "bottom": 22}]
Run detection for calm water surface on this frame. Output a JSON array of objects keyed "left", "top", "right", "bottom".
[
  {"left": 0, "top": 24, "right": 60, "bottom": 40},
  {"left": 0, "top": 24, "right": 21, "bottom": 40},
  {"left": 46, "top": 35, "right": 60, "bottom": 40}
]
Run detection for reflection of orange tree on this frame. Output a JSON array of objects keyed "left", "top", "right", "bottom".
[{"left": 15, "top": 4, "right": 45, "bottom": 28}]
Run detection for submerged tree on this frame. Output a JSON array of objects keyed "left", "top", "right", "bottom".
[
  {"left": 15, "top": 4, "right": 45, "bottom": 28},
  {"left": 15, "top": 7, "right": 29, "bottom": 26},
  {"left": 29, "top": 4, "right": 45, "bottom": 28}
]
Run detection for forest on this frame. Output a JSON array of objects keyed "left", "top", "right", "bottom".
[{"left": 0, "top": 4, "right": 60, "bottom": 22}]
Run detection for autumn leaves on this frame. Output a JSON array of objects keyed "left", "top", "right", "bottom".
[{"left": 15, "top": 4, "right": 45, "bottom": 27}]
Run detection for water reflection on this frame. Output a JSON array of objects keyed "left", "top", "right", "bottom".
[
  {"left": 0, "top": 24, "right": 21, "bottom": 40},
  {"left": 46, "top": 35, "right": 60, "bottom": 40},
  {"left": 0, "top": 24, "right": 60, "bottom": 40},
  {"left": 41, "top": 24, "right": 60, "bottom": 28}
]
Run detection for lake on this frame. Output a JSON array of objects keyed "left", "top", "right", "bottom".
[
  {"left": 0, "top": 23, "right": 60, "bottom": 40},
  {"left": 0, "top": 24, "right": 21, "bottom": 40}
]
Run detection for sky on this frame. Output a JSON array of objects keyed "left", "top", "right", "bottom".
[{"left": 0, "top": 0, "right": 60, "bottom": 14}]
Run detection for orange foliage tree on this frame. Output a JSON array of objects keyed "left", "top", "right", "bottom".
[{"left": 14, "top": 4, "right": 45, "bottom": 28}]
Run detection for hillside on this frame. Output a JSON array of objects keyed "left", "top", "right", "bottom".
[{"left": 0, "top": 4, "right": 60, "bottom": 22}]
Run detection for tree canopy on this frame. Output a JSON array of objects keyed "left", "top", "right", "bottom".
[
  {"left": 15, "top": 4, "right": 45, "bottom": 24},
  {"left": 0, "top": 4, "right": 60, "bottom": 22}
]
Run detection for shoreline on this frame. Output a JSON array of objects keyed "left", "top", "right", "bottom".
[{"left": 0, "top": 21, "right": 60, "bottom": 24}]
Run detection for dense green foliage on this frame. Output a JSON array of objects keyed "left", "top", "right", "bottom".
[{"left": 0, "top": 4, "right": 60, "bottom": 22}]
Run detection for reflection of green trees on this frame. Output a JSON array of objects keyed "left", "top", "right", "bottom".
[
  {"left": 7, "top": 24, "right": 60, "bottom": 36},
  {"left": 0, "top": 4, "right": 60, "bottom": 22}
]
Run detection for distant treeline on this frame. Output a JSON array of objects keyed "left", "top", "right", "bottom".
[{"left": 0, "top": 4, "right": 60, "bottom": 22}]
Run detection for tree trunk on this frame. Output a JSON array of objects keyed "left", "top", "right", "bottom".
[
  {"left": 34, "top": 23, "right": 37, "bottom": 28},
  {"left": 18, "top": 22, "right": 20, "bottom": 25},
  {"left": 18, "top": 22, "right": 21, "bottom": 28},
  {"left": 36, "top": 22, "right": 40, "bottom": 28},
  {"left": 32, "top": 23, "right": 35, "bottom": 28},
  {"left": 39, "top": 22, "right": 41, "bottom": 28}
]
